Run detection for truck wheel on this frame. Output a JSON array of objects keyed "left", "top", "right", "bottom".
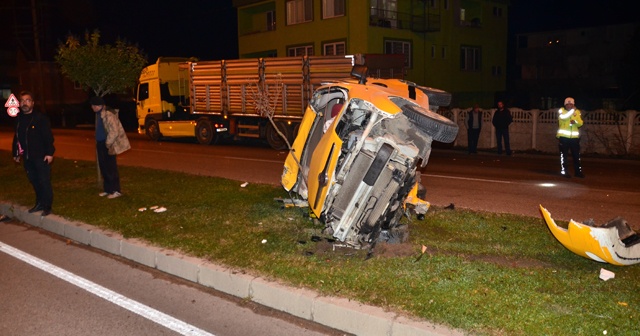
[
  {"left": 417, "top": 86, "right": 452, "bottom": 109},
  {"left": 266, "top": 121, "right": 291, "bottom": 150},
  {"left": 145, "top": 119, "right": 161, "bottom": 141},
  {"left": 195, "top": 119, "right": 217, "bottom": 145},
  {"left": 401, "top": 105, "right": 459, "bottom": 143}
]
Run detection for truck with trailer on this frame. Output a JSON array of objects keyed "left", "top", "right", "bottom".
[{"left": 136, "top": 55, "right": 404, "bottom": 149}]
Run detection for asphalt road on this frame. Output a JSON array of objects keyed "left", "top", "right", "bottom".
[
  {"left": 0, "top": 219, "right": 343, "bottom": 336},
  {"left": 1, "top": 127, "right": 639, "bottom": 227}
]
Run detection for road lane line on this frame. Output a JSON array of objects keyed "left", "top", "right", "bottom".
[
  {"left": 424, "top": 173, "right": 513, "bottom": 184},
  {"left": 116, "top": 148, "right": 285, "bottom": 164},
  {"left": 0, "top": 241, "right": 214, "bottom": 336}
]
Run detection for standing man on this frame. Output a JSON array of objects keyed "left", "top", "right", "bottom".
[
  {"left": 91, "top": 96, "right": 130, "bottom": 199},
  {"left": 466, "top": 104, "right": 482, "bottom": 154},
  {"left": 12, "top": 90, "right": 55, "bottom": 216},
  {"left": 557, "top": 97, "right": 584, "bottom": 178},
  {"left": 492, "top": 101, "right": 513, "bottom": 155}
]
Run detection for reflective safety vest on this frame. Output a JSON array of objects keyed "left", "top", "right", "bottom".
[{"left": 557, "top": 107, "right": 583, "bottom": 138}]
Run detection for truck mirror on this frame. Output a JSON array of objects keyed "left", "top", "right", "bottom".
[{"left": 351, "top": 65, "right": 368, "bottom": 84}]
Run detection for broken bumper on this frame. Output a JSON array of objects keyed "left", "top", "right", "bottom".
[{"left": 539, "top": 205, "right": 640, "bottom": 266}]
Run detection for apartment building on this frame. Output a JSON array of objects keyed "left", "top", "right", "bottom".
[{"left": 232, "top": 0, "right": 509, "bottom": 108}]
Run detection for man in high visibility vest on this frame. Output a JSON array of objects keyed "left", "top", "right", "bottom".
[{"left": 557, "top": 97, "right": 584, "bottom": 178}]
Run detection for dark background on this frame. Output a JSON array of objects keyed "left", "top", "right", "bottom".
[
  {"left": 4, "top": 0, "right": 638, "bottom": 62},
  {"left": 1, "top": 0, "right": 639, "bottom": 127}
]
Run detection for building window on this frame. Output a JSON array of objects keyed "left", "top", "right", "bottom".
[
  {"left": 288, "top": 45, "right": 314, "bottom": 57},
  {"left": 444, "top": 0, "right": 449, "bottom": 10},
  {"left": 323, "top": 0, "right": 345, "bottom": 19},
  {"left": 370, "top": 0, "right": 398, "bottom": 27},
  {"left": 385, "top": 39, "right": 411, "bottom": 68},
  {"left": 324, "top": 41, "right": 346, "bottom": 55},
  {"left": 286, "top": 0, "right": 313, "bottom": 25},
  {"left": 428, "top": 0, "right": 438, "bottom": 9},
  {"left": 267, "top": 10, "right": 276, "bottom": 31},
  {"left": 441, "top": 46, "right": 447, "bottom": 59},
  {"left": 493, "top": 6, "right": 502, "bottom": 17},
  {"left": 460, "top": 45, "right": 481, "bottom": 71},
  {"left": 431, "top": 45, "right": 436, "bottom": 58},
  {"left": 491, "top": 65, "right": 502, "bottom": 76}
]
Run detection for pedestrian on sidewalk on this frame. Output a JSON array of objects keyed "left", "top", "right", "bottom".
[
  {"left": 492, "top": 101, "right": 513, "bottom": 155},
  {"left": 557, "top": 97, "right": 584, "bottom": 178},
  {"left": 12, "top": 90, "right": 55, "bottom": 216},
  {"left": 90, "top": 96, "right": 131, "bottom": 199},
  {"left": 466, "top": 104, "right": 482, "bottom": 154}
]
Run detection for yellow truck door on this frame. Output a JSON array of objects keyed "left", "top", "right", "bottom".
[{"left": 137, "top": 78, "right": 161, "bottom": 121}]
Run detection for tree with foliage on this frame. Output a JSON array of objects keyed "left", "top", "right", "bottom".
[{"left": 55, "top": 30, "right": 147, "bottom": 97}]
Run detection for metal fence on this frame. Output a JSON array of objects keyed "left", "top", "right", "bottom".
[{"left": 446, "top": 108, "right": 640, "bottom": 156}]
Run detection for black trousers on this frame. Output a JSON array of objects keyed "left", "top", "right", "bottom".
[
  {"left": 495, "top": 127, "right": 511, "bottom": 154},
  {"left": 558, "top": 137, "right": 582, "bottom": 175},
  {"left": 467, "top": 128, "right": 480, "bottom": 153},
  {"left": 96, "top": 141, "right": 121, "bottom": 193},
  {"left": 24, "top": 158, "right": 53, "bottom": 210}
]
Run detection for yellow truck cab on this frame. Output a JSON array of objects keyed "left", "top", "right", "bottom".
[{"left": 136, "top": 57, "right": 193, "bottom": 140}]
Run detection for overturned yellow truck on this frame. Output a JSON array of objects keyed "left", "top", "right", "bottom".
[{"left": 282, "top": 66, "right": 458, "bottom": 248}]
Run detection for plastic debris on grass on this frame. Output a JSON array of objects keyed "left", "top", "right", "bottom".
[
  {"left": 599, "top": 268, "right": 615, "bottom": 281},
  {"left": 540, "top": 205, "right": 640, "bottom": 266},
  {"left": 138, "top": 206, "right": 167, "bottom": 213}
]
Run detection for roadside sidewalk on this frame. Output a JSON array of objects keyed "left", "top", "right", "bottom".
[{"left": 0, "top": 202, "right": 464, "bottom": 336}]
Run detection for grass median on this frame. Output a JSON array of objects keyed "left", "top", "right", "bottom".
[{"left": 1, "top": 151, "right": 638, "bottom": 335}]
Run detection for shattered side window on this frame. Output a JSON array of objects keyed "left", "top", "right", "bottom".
[
  {"left": 335, "top": 98, "right": 373, "bottom": 139},
  {"left": 310, "top": 86, "right": 348, "bottom": 116}
]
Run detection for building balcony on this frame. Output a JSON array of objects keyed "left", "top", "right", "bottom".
[{"left": 369, "top": 10, "right": 440, "bottom": 33}]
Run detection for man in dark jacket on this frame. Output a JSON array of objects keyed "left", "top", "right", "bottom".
[
  {"left": 12, "top": 91, "right": 55, "bottom": 216},
  {"left": 466, "top": 104, "right": 482, "bottom": 154},
  {"left": 492, "top": 101, "right": 513, "bottom": 155}
]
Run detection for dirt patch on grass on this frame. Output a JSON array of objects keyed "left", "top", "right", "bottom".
[{"left": 303, "top": 236, "right": 554, "bottom": 269}]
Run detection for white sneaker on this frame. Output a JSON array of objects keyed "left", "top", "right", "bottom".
[
  {"left": 99, "top": 192, "right": 109, "bottom": 197},
  {"left": 107, "top": 191, "right": 122, "bottom": 199}
]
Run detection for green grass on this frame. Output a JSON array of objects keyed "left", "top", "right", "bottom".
[{"left": 2, "top": 151, "right": 638, "bottom": 335}]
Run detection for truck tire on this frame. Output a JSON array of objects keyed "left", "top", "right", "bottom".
[
  {"left": 401, "top": 105, "right": 459, "bottom": 143},
  {"left": 418, "top": 86, "right": 452, "bottom": 109},
  {"left": 195, "top": 118, "right": 217, "bottom": 145},
  {"left": 145, "top": 119, "right": 161, "bottom": 141},
  {"left": 266, "top": 121, "right": 291, "bottom": 150}
]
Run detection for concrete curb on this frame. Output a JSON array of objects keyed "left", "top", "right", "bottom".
[{"left": 0, "top": 202, "right": 464, "bottom": 336}]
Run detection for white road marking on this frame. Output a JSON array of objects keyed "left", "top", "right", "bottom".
[
  {"left": 424, "top": 173, "right": 513, "bottom": 184},
  {"left": 0, "top": 241, "right": 214, "bottom": 336},
  {"left": 122, "top": 147, "right": 284, "bottom": 164}
]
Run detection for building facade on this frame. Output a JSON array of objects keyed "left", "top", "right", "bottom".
[
  {"left": 514, "top": 22, "right": 640, "bottom": 110},
  {"left": 232, "top": 0, "right": 509, "bottom": 108}
]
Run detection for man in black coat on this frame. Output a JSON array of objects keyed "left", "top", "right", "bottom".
[
  {"left": 12, "top": 90, "right": 55, "bottom": 216},
  {"left": 492, "top": 101, "right": 513, "bottom": 155}
]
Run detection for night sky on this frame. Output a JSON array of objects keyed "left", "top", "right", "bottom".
[
  {"left": 509, "top": 0, "right": 638, "bottom": 33},
  {"left": 45, "top": 0, "right": 239, "bottom": 62}
]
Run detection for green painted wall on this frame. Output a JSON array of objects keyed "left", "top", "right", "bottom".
[{"left": 236, "top": 0, "right": 508, "bottom": 108}]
